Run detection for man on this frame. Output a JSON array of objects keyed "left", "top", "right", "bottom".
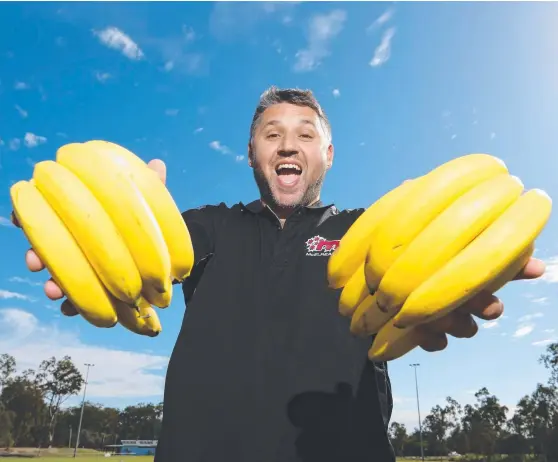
[{"left": 15, "top": 87, "right": 544, "bottom": 461}]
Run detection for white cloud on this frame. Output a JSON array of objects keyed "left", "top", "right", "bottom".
[
  {"left": 209, "top": 140, "right": 232, "bottom": 155},
  {"left": 293, "top": 9, "right": 347, "bottom": 73},
  {"left": 9, "top": 139, "right": 21, "bottom": 151},
  {"left": 24, "top": 132, "right": 47, "bottom": 148},
  {"left": 544, "top": 329, "right": 555, "bottom": 334},
  {"left": 14, "top": 105, "right": 28, "bottom": 118},
  {"left": 0, "top": 217, "right": 14, "bottom": 227},
  {"left": 513, "top": 325, "right": 535, "bottom": 338},
  {"left": 14, "top": 81, "right": 29, "bottom": 90},
  {"left": 144, "top": 25, "right": 202, "bottom": 76},
  {"left": 482, "top": 320, "right": 499, "bottom": 329},
  {"left": 0, "top": 290, "right": 33, "bottom": 301},
  {"left": 182, "top": 25, "right": 196, "bottom": 42},
  {"left": 235, "top": 155, "right": 245, "bottom": 162},
  {"left": 0, "top": 308, "right": 168, "bottom": 399},
  {"left": 165, "top": 109, "right": 179, "bottom": 116},
  {"left": 540, "top": 256, "right": 558, "bottom": 283},
  {"left": 332, "top": 88, "right": 340, "bottom": 98},
  {"left": 95, "top": 71, "right": 111, "bottom": 83},
  {"left": 370, "top": 27, "right": 395, "bottom": 67},
  {"left": 0, "top": 308, "right": 169, "bottom": 399},
  {"left": 209, "top": 2, "right": 297, "bottom": 40},
  {"left": 8, "top": 277, "right": 42, "bottom": 287},
  {"left": 532, "top": 338, "right": 556, "bottom": 347},
  {"left": 532, "top": 297, "right": 548, "bottom": 305},
  {"left": 518, "top": 313, "right": 544, "bottom": 323},
  {"left": 194, "top": 127, "right": 204, "bottom": 134},
  {"left": 366, "top": 8, "right": 394, "bottom": 32},
  {"left": 93, "top": 27, "right": 144, "bottom": 60}
]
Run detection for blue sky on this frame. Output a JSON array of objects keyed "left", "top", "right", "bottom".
[{"left": 1, "top": 1, "right": 558, "bottom": 430}]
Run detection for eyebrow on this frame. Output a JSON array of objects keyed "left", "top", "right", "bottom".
[{"left": 263, "top": 119, "right": 316, "bottom": 129}]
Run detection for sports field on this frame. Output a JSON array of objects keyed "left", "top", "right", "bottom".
[{"left": 0, "top": 448, "right": 431, "bottom": 460}]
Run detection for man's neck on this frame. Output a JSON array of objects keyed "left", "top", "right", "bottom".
[{"left": 261, "top": 196, "right": 321, "bottom": 227}]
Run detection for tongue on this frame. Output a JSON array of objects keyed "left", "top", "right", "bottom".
[{"left": 277, "top": 173, "right": 299, "bottom": 186}]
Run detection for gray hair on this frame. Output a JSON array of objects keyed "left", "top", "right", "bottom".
[{"left": 249, "top": 86, "right": 332, "bottom": 144}]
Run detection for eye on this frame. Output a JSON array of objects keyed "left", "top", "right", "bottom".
[
  {"left": 266, "top": 133, "right": 279, "bottom": 139},
  {"left": 300, "top": 133, "right": 313, "bottom": 139}
]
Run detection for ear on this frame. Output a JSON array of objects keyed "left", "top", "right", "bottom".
[
  {"left": 247, "top": 142, "right": 254, "bottom": 168},
  {"left": 326, "top": 143, "right": 334, "bottom": 170}
]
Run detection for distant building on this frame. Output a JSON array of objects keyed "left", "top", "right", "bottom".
[{"left": 104, "top": 439, "right": 158, "bottom": 456}]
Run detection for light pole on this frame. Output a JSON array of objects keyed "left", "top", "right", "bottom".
[
  {"left": 73, "top": 363, "right": 94, "bottom": 458},
  {"left": 410, "top": 363, "right": 424, "bottom": 462}
]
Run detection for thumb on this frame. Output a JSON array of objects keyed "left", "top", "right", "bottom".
[{"left": 148, "top": 159, "right": 166, "bottom": 185}]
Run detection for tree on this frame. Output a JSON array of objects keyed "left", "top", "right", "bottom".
[
  {"left": 33, "top": 356, "right": 84, "bottom": 447},
  {"left": 1, "top": 376, "right": 46, "bottom": 447},
  {"left": 388, "top": 422, "right": 408, "bottom": 456},
  {"left": 422, "top": 396, "right": 462, "bottom": 456},
  {"left": 0, "top": 355, "right": 16, "bottom": 391},
  {"left": 540, "top": 342, "right": 558, "bottom": 387},
  {"left": 460, "top": 387, "right": 508, "bottom": 457}
]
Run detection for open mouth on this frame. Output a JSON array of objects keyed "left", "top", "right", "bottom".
[{"left": 275, "top": 163, "right": 303, "bottom": 186}]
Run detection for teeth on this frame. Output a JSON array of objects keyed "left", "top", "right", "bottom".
[{"left": 276, "top": 164, "right": 301, "bottom": 172}]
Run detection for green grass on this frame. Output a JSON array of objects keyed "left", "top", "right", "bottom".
[
  {"left": 0, "top": 448, "right": 155, "bottom": 460},
  {"left": 0, "top": 454, "right": 153, "bottom": 462}
]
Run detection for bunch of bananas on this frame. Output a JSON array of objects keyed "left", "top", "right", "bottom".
[
  {"left": 10, "top": 141, "right": 194, "bottom": 337},
  {"left": 327, "top": 153, "right": 552, "bottom": 362}
]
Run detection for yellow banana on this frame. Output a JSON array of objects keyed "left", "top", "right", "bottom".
[
  {"left": 350, "top": 292, "right": 393, "bottom": 337},
  {"left": 85, "top": 140, "right": 194, "bottom": 282},
  {"left": 367, "top": 321, "right": 421, "bottom": 362},
  {"left": 10, "top": 180, "right": 118, "bottom": 328},
  {"left": 364, "top": 154, "right": 508, "bottom": 292},
  {"left": 327, "top": 179, "right": 418, "bottom": 289},
  {"left": 32, "top": 160, "right": 143, "bottom": 306},
  {"left": 484, "top": 243, "right": 534, "bottom": 293},
  {"left": 367, "top": 242, "right": 536, "bottom": 362},
  {"left": 393, "top": 189, "right": 552, "bottom": 329},
  {"left": 338, "top": 264, "right": 370, "bottom": 316},
  {"left": 114, "top": 296, "right": 162, "bottom": 337},
  {"left": 56, "top": 143, "right": 172, "bottom": 296},
  {"left": 375, "top": 173, "right": 524, "bottom": 314},
  {"left": 143, "top": 281, "right": 173, "bottom": 308}
]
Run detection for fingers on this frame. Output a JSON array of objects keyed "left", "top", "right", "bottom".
[
  {"left": 457, "top": 291, "right": 504, "bottom": 320},
  {"left": 61, "top": 299, "right": 79, "bottom": 317},
  {"left": 148, "top": 159, "right": 166, "bottom": 185},
  {"left": 513, "top": 257, "right": 545, "bottom": 280},
  {"left": 44, "top": 279, "right": 64, "bottom": 300},
  {"left": 26, "top": 249, "right": 45, "bottom": 272},
  {"left": 416, "top": 325, "right": 448, "bottom": 352},
  {"left": 427, "top": 311, "right": 478, "bottom": 339},
  {"left": 416, "top": 312, "right": 478, "bottom": 353},
  {"left": 10, "top": 211, "right": 19, "bottom": 228}
]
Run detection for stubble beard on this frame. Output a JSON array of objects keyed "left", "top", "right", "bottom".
[{"left": 252, "top": 165, "right": 326, "bottom": 211}]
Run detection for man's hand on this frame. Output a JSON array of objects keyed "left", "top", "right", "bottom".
[
  {"left": 12, "top": 159, "right": 167, "bottom": 316},
  {"left": 414, "top": 257, "right": 545, "bottom": 351}
]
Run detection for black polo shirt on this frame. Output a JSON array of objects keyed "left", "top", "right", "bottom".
[{"left": 155, "top": 200, "right": 395, "bottom": 462}]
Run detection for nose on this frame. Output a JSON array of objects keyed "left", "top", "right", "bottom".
[{"left": 278, "top": 133, "right": 298, "bottom": 157}]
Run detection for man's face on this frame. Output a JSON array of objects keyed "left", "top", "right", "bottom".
[{"left": 249, "top": 102, "right": 334, "bottom": 211}]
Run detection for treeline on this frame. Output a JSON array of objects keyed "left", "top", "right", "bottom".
[
  {"left": 0, "top": 353, "right": 162, "bottom": 449},
  {"left": 389, "top": 343, "right": 558, "bottom": 460},
  {"left": 0, "top": 343, "right": 557, "bottom": 457}
]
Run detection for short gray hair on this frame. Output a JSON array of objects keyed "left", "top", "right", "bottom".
[{"left": 249, "top": 86, "right": 332, "bottom": 144}]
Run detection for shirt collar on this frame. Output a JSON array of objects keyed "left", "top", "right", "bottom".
[{"left": 240, "top": 199, "right": 333, "bottom": 214}]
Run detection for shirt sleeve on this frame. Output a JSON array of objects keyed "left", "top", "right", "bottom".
[
  {"left": 175, "top": 203, "right": 229, "bottom": 298},
  {"left": 181, "top": 206, "right": 218, "bottom": 267}
]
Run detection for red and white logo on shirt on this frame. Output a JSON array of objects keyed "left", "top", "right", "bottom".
[{"left": 305, "top": 235, "right": 340, "bottom": 256}]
